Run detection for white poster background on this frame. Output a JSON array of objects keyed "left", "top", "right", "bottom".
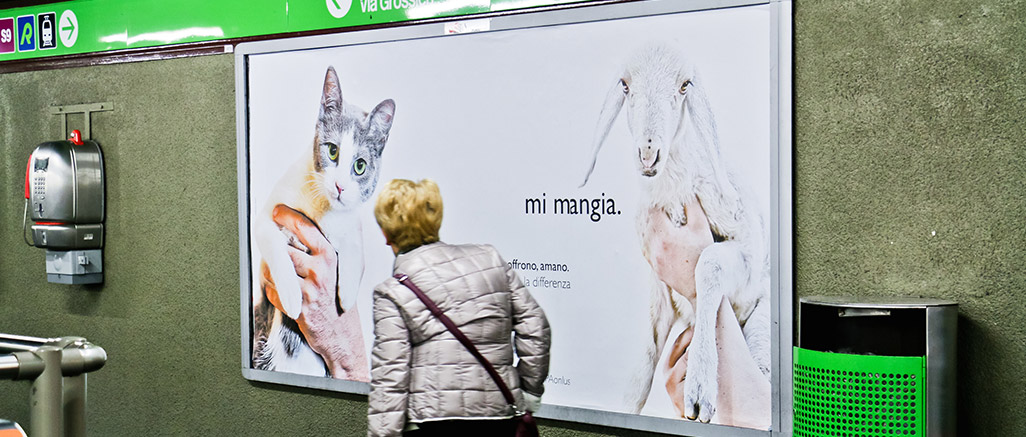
[{"left": 247, "top": 4, "right": 770, "bottom": 426}]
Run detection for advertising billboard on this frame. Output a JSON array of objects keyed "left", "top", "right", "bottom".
[{"left": 237, "top": 1, "right": 792, "bottom": 434}]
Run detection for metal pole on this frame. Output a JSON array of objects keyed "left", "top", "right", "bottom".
[
  {"left": 30, "top": 346, "right": 63, "bottom": 437},
  {"left": 63, "top": 373, "right": 86, "bottom": 437},
  {"left": 55, "top": 337, "right": 92, "bottom": 437}
]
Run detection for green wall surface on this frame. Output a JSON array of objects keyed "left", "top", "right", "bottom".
[
  {"left": 0, "top": 0, "right": 1024, "bottom": 435},
  {"left": 795, "top": 1, "right": 1026, "bottom": 435}
]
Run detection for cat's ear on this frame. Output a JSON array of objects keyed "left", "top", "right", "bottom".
[
  {"left": 320, "top": 66, "right": 344, "bottom": 117},
  {"left": 366, "top": 99, "right": 396, "bottom": 147}
]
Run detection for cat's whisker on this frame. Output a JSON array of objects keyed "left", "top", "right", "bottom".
[{"left": 303, "top": 179, "right": 326, "bottom": 195}]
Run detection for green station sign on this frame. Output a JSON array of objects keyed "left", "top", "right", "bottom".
[{"left": 0, "top": 0, "right": 588, "bottom": 61}]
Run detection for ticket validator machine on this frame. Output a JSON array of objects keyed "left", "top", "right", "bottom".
[{"left": 23, "top": 129, "right": 105, "bottom": 284}]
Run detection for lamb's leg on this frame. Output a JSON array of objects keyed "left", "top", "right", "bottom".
[
  {"left": 684, "top": 241, "right": 746, "bottom": 422},
  {"left": 741, "top": 296, "right": 772, "bottom": 378},
  {"left": 625, "top": 275, "right": 676, "bottom": 413}
]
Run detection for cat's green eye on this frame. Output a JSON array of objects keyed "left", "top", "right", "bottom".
[
  {"left": 327, "top": 143, "right": 339, "bottom": 162},
  {"left": 353, "top": 158, "right": 367, "bottom": 175}
]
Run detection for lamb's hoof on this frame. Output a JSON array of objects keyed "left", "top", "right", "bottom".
[
  {"left": 666, "top": 209, "right": 688, "bottom": 227},
  {"left": 683, "top": 391, "right": 715, "bottom": 423},
  {"left": 682, "top": 364, "right": 717, "bottom": 423}
]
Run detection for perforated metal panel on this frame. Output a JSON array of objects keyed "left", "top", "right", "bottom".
[{"left": 794, "top": 347, "right": 925, "bottom": 437}]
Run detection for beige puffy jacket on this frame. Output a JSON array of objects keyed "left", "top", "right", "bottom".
[{"left": 367, "top": 242, "right": 551, "bottom": 437}]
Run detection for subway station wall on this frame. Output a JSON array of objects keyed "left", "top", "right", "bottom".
[
  {"left": 793, "top": 1, "right": 1026, "bottom": 436},
  {"left": 0, "top": 1, "right": 1024, "bottom": 435}
]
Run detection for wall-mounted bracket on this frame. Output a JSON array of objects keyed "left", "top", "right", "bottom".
[{"left": 49, "top": 102, "right": 114, "bottom": 141}]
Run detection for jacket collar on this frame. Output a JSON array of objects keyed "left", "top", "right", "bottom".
[{"left": 392, "top": 241, "right": 446, "bottom": 273}]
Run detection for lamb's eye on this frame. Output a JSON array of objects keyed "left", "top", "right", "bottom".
[
  {"left": 353, "top": 158, "right": 367, "bottom": 175},
  {"left": 327, "top": 143, "right": 339, "bottom": 162},
  {"left": 680, "top": 80, "right": 692, "bottom": 95},
  {"left": 620, "top": 79, "right": 629, "bottom": 94}
]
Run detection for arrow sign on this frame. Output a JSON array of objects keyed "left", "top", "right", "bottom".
[
  {"left": 326, "top": 0, "right": 352, "bottom": 19},
  {"left": 59, "top": 9, "right": 77, "bottom": 47}
]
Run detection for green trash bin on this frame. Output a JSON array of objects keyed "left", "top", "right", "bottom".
[{"left": 793, "top": 296, "right": 956, "bottom": 437}]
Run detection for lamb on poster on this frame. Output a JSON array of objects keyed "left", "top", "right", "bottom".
[{"left": 580, "top": 43, "right": 771, "bottom": 424}]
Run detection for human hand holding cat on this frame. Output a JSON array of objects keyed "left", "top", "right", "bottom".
[{"left": 262, "top": 204, "right": 369, "bottom": 381}]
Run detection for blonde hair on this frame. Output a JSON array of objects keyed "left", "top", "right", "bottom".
[{"left": 374, "top": 179, "right": 443, "bottom": 253}]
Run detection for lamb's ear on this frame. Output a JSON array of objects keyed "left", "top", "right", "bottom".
[
  {"left": 319, "top": 66, "right": 343, "bottom": 118},
  {"left": 580, "top": 78, "right": 626, "bottom": 187},
  {"left": 366, "top": 99, "right": 395, "bottom": 149}
]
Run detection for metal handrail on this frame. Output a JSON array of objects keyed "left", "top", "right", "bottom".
[
  {"left": 0, "top": 333, "right": 60, "bottom": 344},
  {"left": 0, "top": 355, "right": 20, "bottom": 379},
  {"left": 0, "top": 333, "right": 60, "bottom": 353},
  {"left": 0, "top": 334, "right": 107, "bottom": 437}
]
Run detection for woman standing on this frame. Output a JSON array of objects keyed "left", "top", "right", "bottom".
[{"left": 367, "top": 179, "right": 551, "bottom": 437}]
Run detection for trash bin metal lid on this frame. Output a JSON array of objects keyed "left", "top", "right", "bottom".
[
  {"left": 0, "top": 420, "right": 26, "bottom": 437},
  {"left": 800, "top": 295, "right": 957, "bottom": 309}
]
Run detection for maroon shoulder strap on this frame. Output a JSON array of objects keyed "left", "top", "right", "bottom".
[{"left": 394, "top": 273, "right": 519, "bottom": 410}]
